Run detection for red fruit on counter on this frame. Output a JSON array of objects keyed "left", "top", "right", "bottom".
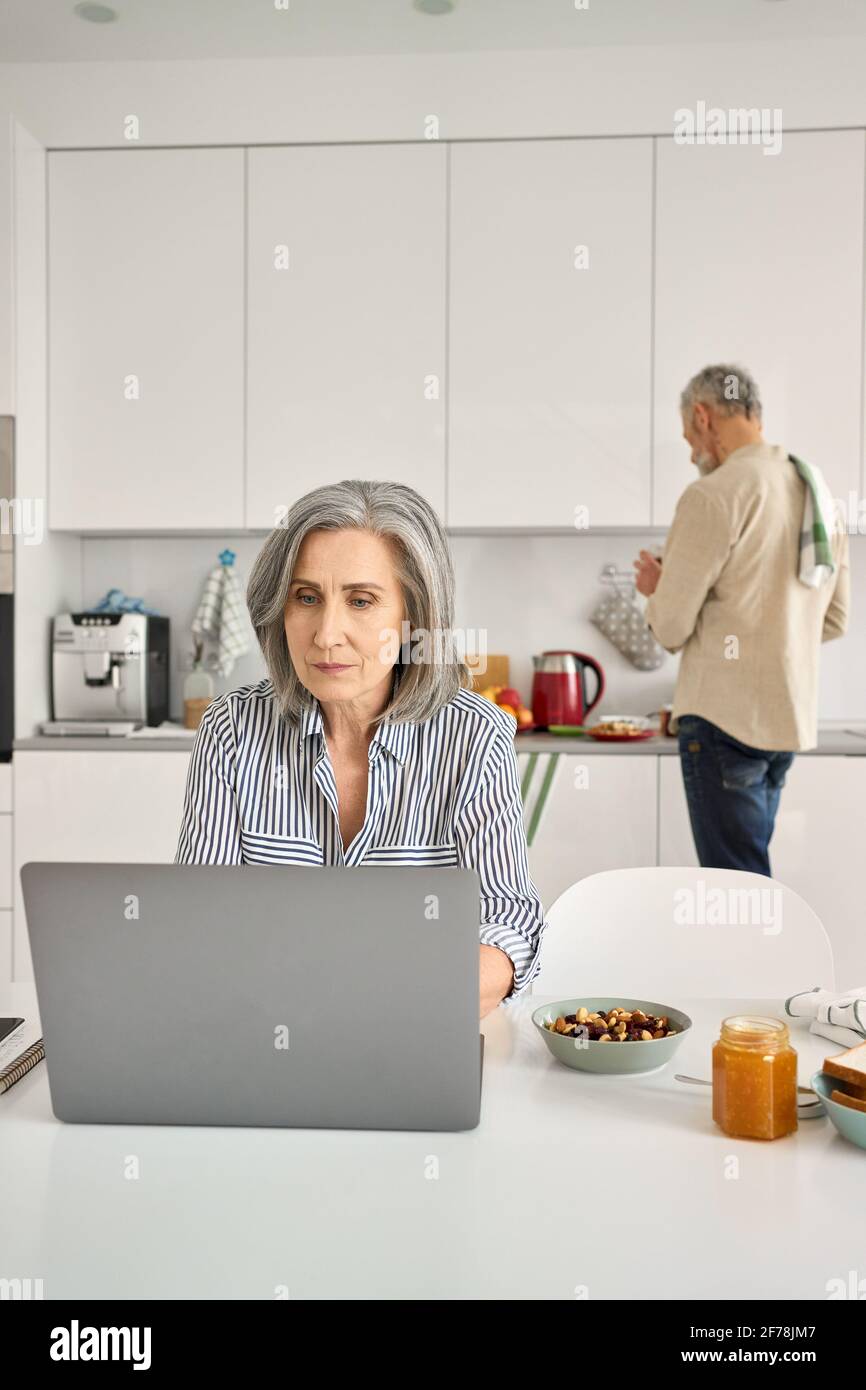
[{"left": 496, "top": 688, "right": 522, "bottom": 709}]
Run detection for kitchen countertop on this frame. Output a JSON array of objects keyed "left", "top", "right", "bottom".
[
  {"left": 13, "top": 724, "right": 866, "bottom": 754},
  {"left": 516, "top": 725, "right": 866, "bottom": 755},
  {"left": 0, "top": 982, "right": 859, "bottom": 1299}
]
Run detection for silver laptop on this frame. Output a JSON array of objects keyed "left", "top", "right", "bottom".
[{"left": 21, "top": 862, "right": 484, "bottom": 1132}]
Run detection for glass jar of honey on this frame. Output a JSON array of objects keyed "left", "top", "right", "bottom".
[{"left": 712, "top": 1016, "right": 798, "bottom": 1140}]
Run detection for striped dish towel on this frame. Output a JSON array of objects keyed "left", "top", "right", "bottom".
[
  {"left": 191, "top": 563, "right": 251, "bottom": 678},
  {"left": 789, "top": 453, "right": 837, "bottom": 588},
  {"left": 785, "top": 986, "right": 866, "bottom": 1049}
]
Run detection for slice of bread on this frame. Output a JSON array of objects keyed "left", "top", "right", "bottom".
[
  {"left": 831, "top": 1088, "right": 866, "bottom": 1115},
  {"left": 823, "top": 1040, "right": 866, "bottom": 1088},
  {"left": 825, "top": 1077, "right": 866, "bottom": 1103}
]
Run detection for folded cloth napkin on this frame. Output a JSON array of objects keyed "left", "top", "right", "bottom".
[
  {"left": 191, "top": 562, "right": 250, "bottom": 678},
  {"left": 784, "top": 986, "right": 866, "bottom": 1049},
  {"left": 89, "top": 587, "right": 159, "bottom": 615},
  {"left": 788, "top": 453, "right": 838, "bottom": 588}
]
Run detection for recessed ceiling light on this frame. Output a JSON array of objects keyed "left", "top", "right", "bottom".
[
  {"left": 414, "top": 0, "right": 456, "bottom": 14},
  {"left": 73, "top": 2, "right": 119, "bottom": 23}
]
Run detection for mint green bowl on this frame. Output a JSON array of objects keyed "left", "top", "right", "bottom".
[
  {"left": 811, "top": 1072, "right": 866, "bottom": 1150},
  {"left": 532, "top": 997, "right": 692, "bottom": 1075}
]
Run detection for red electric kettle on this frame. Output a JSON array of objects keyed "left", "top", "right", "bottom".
[{"left": 530, "top": 651, "right": 606, "bottom": 729}]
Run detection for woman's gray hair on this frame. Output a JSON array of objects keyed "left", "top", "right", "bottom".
[
  {"left": 680, "top": 364, "right": 762, "bottom": 421},
  {"left": 246, "top": 479, "right": 474, "bottom": 728}
]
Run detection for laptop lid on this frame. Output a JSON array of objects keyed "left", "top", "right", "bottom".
[{"left": 21, "top": 862, "right": 483, "bottom": 1132}]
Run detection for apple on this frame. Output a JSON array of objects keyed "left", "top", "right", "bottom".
[{"left": 496, "top": 687, "right": 522, "bottom": 709}]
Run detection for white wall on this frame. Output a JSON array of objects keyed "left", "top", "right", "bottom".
[{"left": 75, "top": 530, "right": 866, "bottom": 730}]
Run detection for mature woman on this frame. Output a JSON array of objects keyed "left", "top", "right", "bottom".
[{"left": 176, "top": 479, "right": 547, "bottom": 1017}]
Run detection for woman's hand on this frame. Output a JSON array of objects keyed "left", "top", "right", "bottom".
[{"left": 479, "top": 944, "right": 515, "bottom": 1018}]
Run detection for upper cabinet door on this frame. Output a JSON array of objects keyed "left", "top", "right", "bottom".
[
  {"left": 448, "top": 139, "right": 653, "bottom": 529},
  {"left": 49, "top": 149, "right": 244, "bottom": 530},
  {"left": 654, "top": 131, "right": 866, "bottom": 525},
  {"left": 246, "top": 144, "right": 447, "bottom": 529}
]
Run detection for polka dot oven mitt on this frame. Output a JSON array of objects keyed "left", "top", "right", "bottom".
[{"left": 590, "top": 587, "right": 666, "bottom": 671}]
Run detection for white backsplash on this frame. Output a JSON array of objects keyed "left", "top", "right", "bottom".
[{"left": 80, "top": 532, "right": 866, "bottom": 724}]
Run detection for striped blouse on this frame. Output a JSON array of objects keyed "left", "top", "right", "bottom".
[{"left": 175, "top": 678, "right": 547, "bottom": 1004}]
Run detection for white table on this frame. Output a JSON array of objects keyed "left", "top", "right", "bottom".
[{"left": 0, "top": 986, "right": 862, "bottom": 1300}]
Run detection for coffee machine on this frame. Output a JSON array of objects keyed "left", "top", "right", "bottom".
[{"left": 48, "top": 612, "right": 170, "bottom": 733}]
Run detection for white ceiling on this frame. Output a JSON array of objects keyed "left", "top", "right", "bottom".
[{"left": 1, "top": 0, "right": 866, "bottom": 63}]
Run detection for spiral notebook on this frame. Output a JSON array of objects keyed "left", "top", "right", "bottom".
[{"left": 0, "top": 1017, "right": 45, "bottom": 1094}]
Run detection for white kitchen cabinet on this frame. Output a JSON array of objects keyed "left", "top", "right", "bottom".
[
  {"left": 48, "top": 149, "right": 245, "bottom": 530},
  {"left": 0, "top": 763, "right": 11, "bottom": 984},
  {"left": 13, "top": 751, "right": 192, "bottom": 982},
  {"left": 658, "top": 754, "right": 866, "bottom": 987},
  {"left": 518, "top": 751, "right": 658, "bottom": 914},
  {"left": 246, "top": 144, "right": 447, "bottom": 527},
  {"left": 0, "top": 811, "right": 10, "bottom": 986},
  {"left": 653, "top": 131, "right": 865, "bottom": 525},
  {"left": 0, "top": 911, "right": 10, "bottom": 989},
  {"left": 449, "top": 139, "right": 653, "bottom": 528},
  {"left": 0, "top": 812, "right": 12, "bottom": 911}
]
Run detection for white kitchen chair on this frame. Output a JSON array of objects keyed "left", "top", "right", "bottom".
[{"left": 534, "top": 866, "right": 835, "bottom": 998}]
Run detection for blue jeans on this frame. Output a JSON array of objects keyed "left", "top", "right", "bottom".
[{"left": 676, "top": 715, "right": 795, "bottom": 877}]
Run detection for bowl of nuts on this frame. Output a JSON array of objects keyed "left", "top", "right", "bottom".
[{"left": 532, "top": 998, "right": 692, "bottom": 1074}]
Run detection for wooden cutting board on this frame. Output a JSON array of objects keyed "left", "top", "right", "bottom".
[{"left": 467, "top": 653, "right": 510, "bottom": 691}]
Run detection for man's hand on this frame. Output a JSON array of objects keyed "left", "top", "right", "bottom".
[
  {"left": 479, "top": 943, "right": 515, "bottom": 1019},
  {"left": 633, "top": 550, "right": 662, "bottom": 597}
]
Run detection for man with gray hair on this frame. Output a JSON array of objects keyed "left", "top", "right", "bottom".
[{"left": 633, "top": 364, "right": 849, "bottom": 876}]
